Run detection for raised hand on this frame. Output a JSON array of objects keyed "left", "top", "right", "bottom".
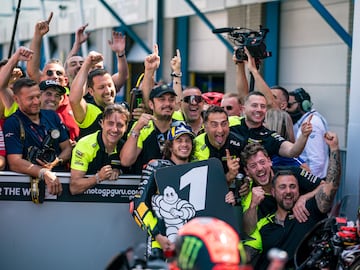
[
  {"left": 75, "top": 23, "right": 90, "bottom": 45},
  {"left": 144, "top": 44, "right": 160, "bottom": 72},
  {"left": 86, "top": 51, "right": 104, "bottom": 66},
  {"left": 244, "top": 46, "right": 257, "bottom": 73},
  {"left": 108, "top": 31, "right": 126, "bottom": 55},
  {"left": 300, "top": 113, "right": 313, "bottom": 137},
  {"left": 170, "top": 49, "right": 181, "bottom": 73},
  {"left": 35, "top": 12, "right": 53, "bottom": 36},
  {"left": 225, "top": 149, "right": 240, "bottom": 182},
  {"left": 324, "top": 131, "right": 339, "bottom": 150},
  {"left": 250, "top": 186, "right": 266, "bottom": 208},
  {"left": 15, "top": 46, "right": 34, "bottom": 62}
]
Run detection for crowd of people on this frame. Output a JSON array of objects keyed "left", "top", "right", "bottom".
[{"left": 0, "top": 12, "right": 341, "bottom": 269}]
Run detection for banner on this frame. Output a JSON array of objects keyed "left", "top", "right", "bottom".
[
  {"left": 154, "top": 158, "right": 239, "bottom": 239},
  {"left": 0, "top": 180, "right": 139, "bottom": 203}
]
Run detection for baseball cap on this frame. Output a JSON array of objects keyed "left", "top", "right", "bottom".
[
  {"left": 149, "top": 84, "right": 177, "bottom": 100},
  {"left": 39, "top": 80, "right": 66, "bottom": 95},
  {"left": 167, "top": 122, "right": 195, "bottom": 141}
]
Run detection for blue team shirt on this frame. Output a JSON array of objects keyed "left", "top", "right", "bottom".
[{"left": 3, "top": 109, "right": 69, "bottom": 158}]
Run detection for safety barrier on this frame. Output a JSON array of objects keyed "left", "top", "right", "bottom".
[{"left": 0, "top": 172, "right": 146, "bottom": 270}]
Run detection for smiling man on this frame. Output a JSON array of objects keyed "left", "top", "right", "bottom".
[
  {"left": 172, "top": 86, "right": 205, "bottom": 135},
  {"left": 70, "top": 104, "right": 130, "bottom": 194},
  {"left": 230, "top": 91, "right": 312, "bottom": 160},
  {"left": 240, "top": 142, "right": 323, "bottom": 259},
  {"left": 254, "top": 132, "right": 340, "bottom": 269},
  {"left": 120, "top": 84, "right": 177, "bottom": 174},
  {"left": 193, "top": 105, "right": 246, "bottom": 184},
  {"left": 130, "top": 123, "right": 196, "bottom": 260},
  {"left": 70, "top": 51, "right": 117, "bottom": 139}
]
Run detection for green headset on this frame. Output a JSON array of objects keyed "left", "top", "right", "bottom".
[{"left": 293, "top": 88, "right": 313, "bottom": 112}]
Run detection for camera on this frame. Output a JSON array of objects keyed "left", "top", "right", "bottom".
[
  {"left": 232, "top": 26, "right": 271, "bottom": 62},
  {"left": 129, "top": 87, "right": 143, "bottom": 118},
  {"left": 130, "top": 88, "right": 143, "bottom": 111},
  {"left": 213, "top": 25, "right": 272, "bottom": 62},
  {"left": 27, "top": 129, "right": 60, "bottom": 164}
]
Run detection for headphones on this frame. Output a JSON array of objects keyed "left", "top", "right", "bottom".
[{"left": 293, "top": 88, "right": 313, "bottom": 112}]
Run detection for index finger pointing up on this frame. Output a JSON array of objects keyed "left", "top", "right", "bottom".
[
  {"left": 153, "top": 44, "right": 159, "bottom": 55},
  {"left": 306, "top": 113, "right": 313, "bottom": 124},
  {"left": 47, "top": 12, "right": 54, "bottom": 24}
]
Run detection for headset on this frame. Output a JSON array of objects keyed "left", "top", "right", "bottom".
[{"left": 293, "top": 87, "right": 313, "bottom": 112}]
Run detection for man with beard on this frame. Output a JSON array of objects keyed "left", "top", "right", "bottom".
[
  {"left": 120, "top": 84, "right": 177, "bottom": 174},
  {"left": 193, "top": 105, "right": 246, "bottom": 184},
  {"left": 130, "top": 122, "right": 235, "bottom": 260},
  {"left": 255, "top": 132, "right": 340, "bottom": 269},
  {"left": 239, "top": 142, "right": 323, "bottom": 262},
  {"left": 288, "top": 88, "right": 329, "bottom": 178},
  {"left": 70, "top": 104, "right": 130, "bottom": 194},
  {"left": 69, "top": 51, "right": 117, "bottom": 139}
]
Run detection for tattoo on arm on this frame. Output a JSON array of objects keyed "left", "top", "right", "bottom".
[
  {"left": 326, "top": 150, "right": 341, "bottom": 187},
  {"left": 316, "top": 149, "right": 341, "bottom": 213}
]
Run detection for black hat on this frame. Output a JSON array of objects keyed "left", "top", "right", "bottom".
[
  {"left": 149, "top": 84, "right": 177, "bottom": 100},
  {"left": 39, "top": 80, "right": 66, "bottom": 95}
]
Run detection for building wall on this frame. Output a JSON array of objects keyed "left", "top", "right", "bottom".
[
  {"left": 0, "top": 0, "right": 351, "bottom": 148},
  {"left": 278, "top": 0, "right": 350, "bottom": 148}
]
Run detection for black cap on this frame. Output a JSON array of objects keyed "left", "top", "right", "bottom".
[
  {"left": 39, "top": 80, "right": 66, "bottom": 95},
  {"left": 149, "top": 84, "right": 177, "bottom": 100}
]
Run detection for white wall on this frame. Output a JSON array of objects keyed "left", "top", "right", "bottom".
[
  {"left": 278, "top": 0, "right": 350, "bottom": 148},
  {"left": 0, "top": 0, "right": 351, "bottom": 149}
]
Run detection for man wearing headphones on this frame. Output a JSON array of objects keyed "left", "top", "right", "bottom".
[{"left": 288, "top": 88, "right": 329, "bottom": 178}]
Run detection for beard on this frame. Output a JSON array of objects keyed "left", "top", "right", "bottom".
[
  {"left": 288, "top": 110, "right": 303, "bottom": 124},
  {"left": 156, "top": 114, "right": 172, "bottom": 121}
]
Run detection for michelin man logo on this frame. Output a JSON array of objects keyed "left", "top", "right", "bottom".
[{"left": 152, "top": 186, "right": 196, "bottom": 242}]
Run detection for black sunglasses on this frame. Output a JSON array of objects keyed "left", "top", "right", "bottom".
[
  {"left": 182, "top": 95, "right": 203, "bottom": 104},
  {"left": 46, "top": 70, "right": 64, "bottom": 76},
  {"left": 222, "top": 105, "right": 233, "bottom": 111}
]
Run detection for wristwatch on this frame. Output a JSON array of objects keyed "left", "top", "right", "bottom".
[
  {"left": 130, "top": 130, "right": 139, "bottom": 139},
  {"left": 117, "top": 51, "right": 125, "bottom": 58},
  {"left": 171, "top": 71, "right": 182, "bottom": 78}
]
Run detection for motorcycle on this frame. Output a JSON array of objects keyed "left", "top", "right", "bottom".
[{"left": 294, "top": 196, "right": 360, "bottom": 270}]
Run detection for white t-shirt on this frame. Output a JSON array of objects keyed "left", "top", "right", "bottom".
[{"left": 294, "top": 110, "right": 329, "bottom": 178}]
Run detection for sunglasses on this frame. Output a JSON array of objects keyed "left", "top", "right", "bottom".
[
  {"left": 222, "top": 105, "right": 233, "bottom": 111},
  {"left": 46, "top": 70, "right": 64, "bottom": 76},
  {"left": 182, "top": 95, "right": 203, "bottom": 104}
]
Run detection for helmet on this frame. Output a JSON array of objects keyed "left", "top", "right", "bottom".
[
  {"left": 202, "top": 92, "right": 224, "bottom": 106},
  {"left": 175, "top": 217, "right": 251, "bottom": 270}
]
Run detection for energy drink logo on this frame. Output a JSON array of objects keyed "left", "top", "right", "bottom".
[{"left": 177, "top": 236, "right": 203, "bottom": 269}]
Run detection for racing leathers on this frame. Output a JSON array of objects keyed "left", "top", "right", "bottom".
[{"left": 130, "top": 159, "right": 175, "bottom": 255}]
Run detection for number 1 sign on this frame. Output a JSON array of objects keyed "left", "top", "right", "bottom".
[{"left": 153, "top": 158, "right": 239, "bottom": 241}]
